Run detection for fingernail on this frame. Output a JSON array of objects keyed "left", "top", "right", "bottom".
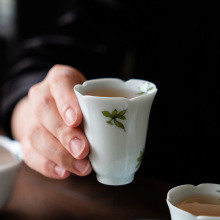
[
  {"left": 70, "top": 138, "right": 85, "bottom": 158},
  {"left": 65, "top": 108, "right": 76, "bottom": 125},
  {"left": 75, "top": 160, "right": 90, "bottom": 174},
  {"left": 55, "top": 165, "right": 66, "bottom": 177}
]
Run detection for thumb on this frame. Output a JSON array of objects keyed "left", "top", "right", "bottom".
[{"left": 47, "top": 64, "right": 86, "bottom": 127}]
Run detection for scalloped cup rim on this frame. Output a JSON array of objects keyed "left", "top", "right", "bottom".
[
  {"left": 74, "top": 78, "right": 157, "bottom": 100},
  {"left": 167, "top": 183, "right": 220, "bottom": 219},
  {"left": 74, "top": 78, "right": 157, "bottom": 185}
]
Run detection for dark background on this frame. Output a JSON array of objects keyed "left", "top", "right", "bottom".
[{"left": 1, "top": 0, "right": 220, "bottom": 185}]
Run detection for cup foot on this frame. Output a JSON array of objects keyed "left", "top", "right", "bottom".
[{"left": 96, "top": 174, "right": 134, "bottom": 186}]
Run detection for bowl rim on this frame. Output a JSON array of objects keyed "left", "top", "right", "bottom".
[
  {"left": 167, "top": 183, "right": 220, "bottom": 219},
  {"left": 0, "top": 135, "right": 22, "bottom": 171}
]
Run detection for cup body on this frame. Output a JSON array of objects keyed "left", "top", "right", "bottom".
[
  {"left": 0, "top": 135, "right": 22, "bottom": 209},
  {"left": 74, "top": 78, "right": 157, "bottom": 185},
  {"left": 167, "top": 184, "right": 220, "bottom": 220}
]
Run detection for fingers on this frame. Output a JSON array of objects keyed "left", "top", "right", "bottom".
[
  {"left": 22, "top": 144, "right": 71, "bottom": 179},
  {"left": 23, "top": 140, "right": 92, "bottom": 179},
  {"left": 22, "top": 64, "right": 92, "bottom": 179},
  {"left": 29, "top": 82, "right": 89, "bottom": 160},
  {"left": 23, "top": 123, "right": 92, "bottom": 178},
  {"left": 47, "top": 64, "right": 86, "bottom": 127}
]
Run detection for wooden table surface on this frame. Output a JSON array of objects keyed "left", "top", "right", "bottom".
[{"left": 0, "top": 162, "right": 174, "bottom": 220}]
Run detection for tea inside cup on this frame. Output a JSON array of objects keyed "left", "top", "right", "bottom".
[
  {"left": 167, "top": 184, "right": 220, "bottom": 220},
  {"left": 0, "top": 146, "right": 16, "bottom": 165}
]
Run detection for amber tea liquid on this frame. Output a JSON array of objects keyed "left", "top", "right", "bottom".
[
  {"left": 0, "top": 146, "right": 15, "bottom": 165},
  {"left": 85, "top": 88, "right": 137, "bottom": 99},
  {"left": 175, "top": 195, "right": 220, "bottom": 216}
]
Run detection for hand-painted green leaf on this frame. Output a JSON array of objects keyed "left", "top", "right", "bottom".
[
  {"left": 111, "top": 109, "right": 118, "bottom": 118},
  {"left": 102, "top": 111, "right": 111, "bottom": 117},
  {"left": 102, "top": 108, "right": 126, "bottom": 131},
  {"left": 114, "top": 119, "right": 125, "bottom": 130},
  {"left": 136, "top": 150, "right": 144, "bottom": 168},
  {"left": 107, "top": 120, "right": 113, "bottom": 125},
  {"left": 137, "top": 92, "right": 145, "bottom": 95},
  {"left": 117, "top": 110, "right": 127, "bottom": 117},
  {"left": 117, "top": 115, "right": 126, "bottom": 120},
  {"left": 147, "top": 87, "right": 153, "bottom": 91}
]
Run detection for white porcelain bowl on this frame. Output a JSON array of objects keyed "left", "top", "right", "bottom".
[
  {"left": 0, "top": 135, "right": 22, "bottom": 209},
  {"left": 167, "top": 183, "right": 220, "bottom": 220}
]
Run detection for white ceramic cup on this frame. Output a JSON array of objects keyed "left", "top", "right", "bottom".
[
  {"left": 0, "top": 135, "right": 22, "bottom": 209},
  {"left": 74, "top": 78, "right": 157, "bottom": 185},
  {"left": 167, "top": 183, "right": 220, "bottom": 220}
]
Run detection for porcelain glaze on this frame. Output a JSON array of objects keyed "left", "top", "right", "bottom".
[
  {"left": 0, "top": 135, "right": 22, "bottom": 209},
  {"left": 74, "top": 78, "right": 157, "bottom": 185},
  {"left": 167, "top": 184, "right": 220, "bottom": 220}
]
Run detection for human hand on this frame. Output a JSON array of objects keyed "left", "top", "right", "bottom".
[{"left": 11, "top": 64, "right": 92, "bottom": 179}]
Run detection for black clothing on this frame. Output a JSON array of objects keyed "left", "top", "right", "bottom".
[{"left": 0, "top": 0, "right": 220, "bottom": 184}]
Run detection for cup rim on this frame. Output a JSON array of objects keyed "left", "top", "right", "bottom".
[
  {"left": 74, "top": 78, "right": 157, "bottom": 100},
  {"left": 167, "top": 183, "right": 220, "bottom": 219}
]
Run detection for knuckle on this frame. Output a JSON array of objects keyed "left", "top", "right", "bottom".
[
  {"left": 40, "top": 160, "right": 54, "bottom": 177},
  {"left": 56, "top": 126, "right": 70, "bottom": 148},
  {"left": 52, "top": 120, "right": 66, "bottom": 143},
  {"left": 26, "top": 125, "right": 39, "bottom": 148},
  {"left": 49, "top": 64, "right": 66, "bottom": 73},
  {"left": 28, "top": 80, "right": 53, "bottom": 117},
  {"left": 54, "top": 147, "right": 70, "bottom": 168},
  {"left": 49, "top": 67, "right": 73, "bottom": 86},
  {"left": 50, "top": 64, "right": 75, "bottom": 74},
  {"left": 28, "top": 83, "right": 40, "bottom": 99},
  {"left": 33, "top": 94, "right": 51, "bottom": 116},
  {"left": 56, "top": 127, "right": 82, "bottom": 155},
  {"left": 48, "top": 64, "right": 85, "bottom": 86}
]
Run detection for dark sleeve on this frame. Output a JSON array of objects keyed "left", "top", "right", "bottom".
[
  {"left": 0, "top": 1, "right": 80, "bottom": 134},
  {"left": 0, "top": 1, "right": 69, "bottom": 134},
  {"left": 0, "top": 0, "right": 131, "bottom": 135}
]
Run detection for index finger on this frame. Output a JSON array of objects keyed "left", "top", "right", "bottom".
[{"left": 47, "top": 64, "right": 86, "bottom": 127}]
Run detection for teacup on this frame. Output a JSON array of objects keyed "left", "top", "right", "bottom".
[
  {"left": 74, "top": 78, "right": 157, "bottom": 185},
  {"left": 167, "top": 183, "right": 220, "bottom": 220},
  {"left": 0, "top": 135, "right": 22, "bottom": 209}
]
